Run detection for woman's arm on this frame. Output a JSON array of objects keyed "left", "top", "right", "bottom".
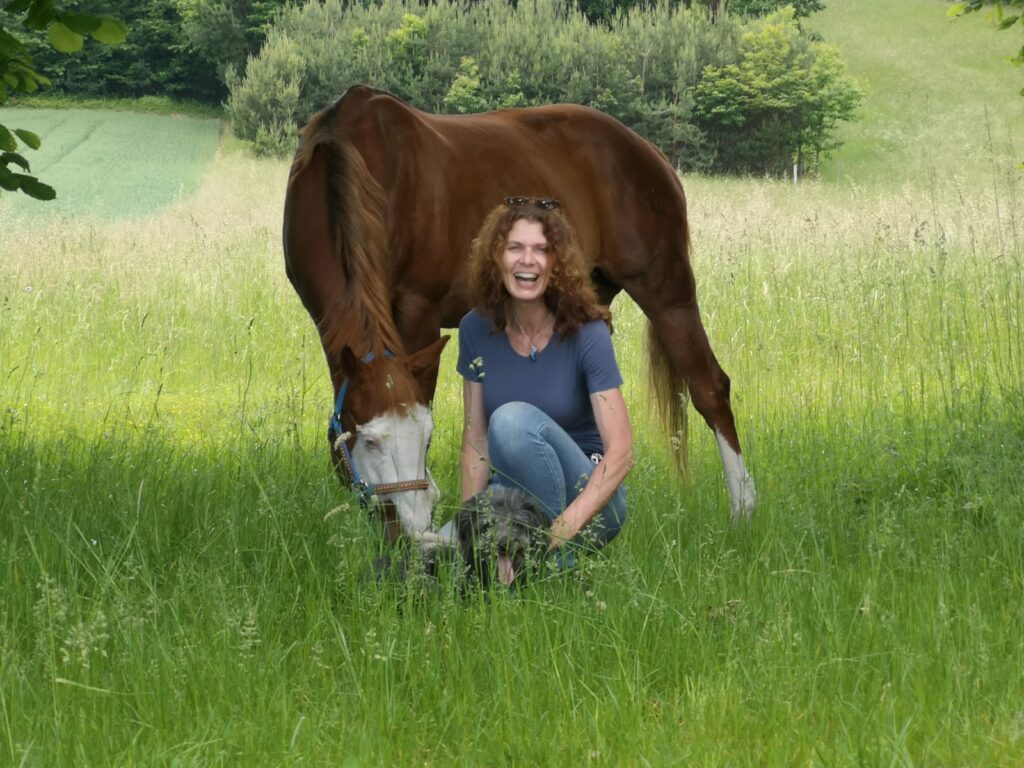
[
  {"left": 548, "top": 387, "right": 634, "bottom": 549},
  {"left": 459, "top": 379, "right": 491, "bottom": 502}
]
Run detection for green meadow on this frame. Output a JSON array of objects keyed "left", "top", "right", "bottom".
[
  {"left": 2, "top": 0, "right": 1023, "bottom": 764},
  {"left": 0, "top": 107, "right": 221, "bottom": 222}
]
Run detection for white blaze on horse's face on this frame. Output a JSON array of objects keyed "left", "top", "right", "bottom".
[{"left": 351, "top": 403, "right": 438, "bottom": 534}]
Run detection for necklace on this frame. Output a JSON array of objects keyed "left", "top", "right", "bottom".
[{"left": 511, "top": 306, "right": 552, "bottom": 362}]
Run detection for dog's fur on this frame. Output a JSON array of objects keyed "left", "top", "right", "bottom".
[{"left": 455, "top": 487, "right": 551, "bottom": 588}]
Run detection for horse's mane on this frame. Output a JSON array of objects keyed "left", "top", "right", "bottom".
[{"left": 288, "top": 106, "right": 405, "bottom": 360}]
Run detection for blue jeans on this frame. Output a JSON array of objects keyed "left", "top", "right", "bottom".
[{"left": 487, "top": 402, "right": 628, "bottom": 562}]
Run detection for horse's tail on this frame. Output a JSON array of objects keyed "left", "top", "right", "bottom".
[
  {"left": 286, "top": 105, "right": 403, "bottom": 360},
  {"left": 647, "top": 320, "right": 690, "bottom": 475}
]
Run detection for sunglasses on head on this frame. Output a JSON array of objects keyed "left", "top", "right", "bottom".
[{"left": 504, "top": 196, "right": 561, "bottom": 211}]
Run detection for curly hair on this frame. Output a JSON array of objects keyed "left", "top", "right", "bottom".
[{"left": 467, "top": 200, "right": 611, "bottom": 337}]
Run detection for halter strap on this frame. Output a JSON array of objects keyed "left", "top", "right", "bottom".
[{"left": 328, "top": 351, "right": 431, "bottom": 506}]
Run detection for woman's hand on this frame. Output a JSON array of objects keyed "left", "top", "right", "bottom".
[{"left": 548, "top": 387, "right": 633, "bottom": 549}]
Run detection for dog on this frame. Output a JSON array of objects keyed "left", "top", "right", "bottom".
[{"left": 455, "top": 486, "right": 551, "bottom": 588}]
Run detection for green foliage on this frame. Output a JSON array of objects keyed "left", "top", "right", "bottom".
[
  {"left": 176, "top": 0, "right": 290, "bottom": 86},
  {"left": 22, "top": 1, "right": 223, "bottom": 103},
  {"left": 226, "top": 0, "right": 855, "bottom": 173},
  {"left": 224, "top": 31, "right": 302, "bottom": 156},
  {"left": 443, "top": 57, "right": 489, "bottom": 114},
  {"left": 727, "top": 0, "right": 825, "bottom": 19},
  {"left": 13, "top": 92, "right": 223, "bottom": 117},
  {"left": 229, "top": 0, "right": 807, "bottom": 172},
  {"left": 693, "top": 8, "right": 861, "bottom": 174},
  {"left": 1, "top": 0, "right": 126, "bottom": 202}
]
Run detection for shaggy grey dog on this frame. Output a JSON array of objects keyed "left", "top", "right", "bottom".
[{"left": 455, "top": 486, "right": 551, "bottom": 587}]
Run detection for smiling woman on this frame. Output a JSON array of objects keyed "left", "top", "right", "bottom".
[
  {"left": 451, "top": 197, "right": 633, "bottom": 567},
  {"left": 0, "top": 107, "right": 221, "bottom": 221}
]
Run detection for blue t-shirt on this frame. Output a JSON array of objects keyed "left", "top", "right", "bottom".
[{"left": 456, "top": 309, "right": 623, "bottom": 455}]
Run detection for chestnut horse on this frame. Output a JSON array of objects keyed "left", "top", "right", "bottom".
[{"left": 283, "top": 85, "right": 755, "bottom": 535}]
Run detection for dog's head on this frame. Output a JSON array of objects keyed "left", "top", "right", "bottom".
[{"left": 456, "top": 487, "right": 551, "bottom": 587}]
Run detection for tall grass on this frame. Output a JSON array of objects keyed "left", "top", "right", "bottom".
[
  {"left": 4, "top": 3, "right": 1024, "bottom": 756},
  {"left": 2, "top": 121, "right": 1022, "bottom": 763}
]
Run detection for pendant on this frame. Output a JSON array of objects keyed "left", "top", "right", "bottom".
[{"left": 529, "top": 345, "right": 537, "bottom": 361}]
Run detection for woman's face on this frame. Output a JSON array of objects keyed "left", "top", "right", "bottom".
[{"left": 500, "top": 218, "right": 551, "bottom": 304}]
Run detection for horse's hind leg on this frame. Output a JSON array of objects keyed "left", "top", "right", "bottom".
[{"left": 640, "top": 298, "right": 756, "bottom": 521}]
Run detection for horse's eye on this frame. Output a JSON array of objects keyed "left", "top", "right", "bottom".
[{"left": 363, "top": 437, "right": 379, "bottom": 452}]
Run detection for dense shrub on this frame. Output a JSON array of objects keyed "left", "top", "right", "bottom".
[
  {"left": 224, "top": 33, "right": 304, "bottom": 156},
  {"left": 227, "top": 0, "right": 860, "bottom": 174},
  {"left": 692, "top": 8, "right": 861, "bottom": 174}
]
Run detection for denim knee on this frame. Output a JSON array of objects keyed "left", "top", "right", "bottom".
[
  {"left": 487, "top": 402, "right": 542, "bottom": 458},
  {"left": 488, "top": 402, "right": 540, "bottom": 437}
]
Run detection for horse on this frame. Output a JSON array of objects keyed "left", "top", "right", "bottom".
[{"left": 283, "top": 85, "right": 756, "bottom": 539}]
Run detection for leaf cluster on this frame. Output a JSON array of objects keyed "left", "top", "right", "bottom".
[{"left": 1, "top": 0, "right": 126, "bottom": 200}]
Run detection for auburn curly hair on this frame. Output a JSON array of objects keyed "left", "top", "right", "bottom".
[{"left": 467, "top": 200, "right": 611, "bottom": 337}]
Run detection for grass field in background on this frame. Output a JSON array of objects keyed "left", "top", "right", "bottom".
[
  {"left": 0, "top": 107, "right": 221, "bottom": 222},
  {"left": 2, "top": 1, "right": 1024, "bottom": 764},
  {"left": 809, "top": 0, "right": 1024, "bottom": 187}
]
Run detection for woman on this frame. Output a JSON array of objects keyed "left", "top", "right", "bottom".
[{"left": 454, "top": 196, "right": 633, "bottom": 563}]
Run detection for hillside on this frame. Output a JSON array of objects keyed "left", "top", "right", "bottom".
[{"left": 809, "top": 0, "right": 1024, "bottom": 186}]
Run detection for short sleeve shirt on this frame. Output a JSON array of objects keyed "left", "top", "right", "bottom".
[{"left": 456, "top": 309, "right": 623, "bottom": 455}]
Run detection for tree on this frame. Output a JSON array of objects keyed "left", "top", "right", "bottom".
[
  {"left": 175, "top": 0, "right": 289, "bottom": 87},
  {"left": 1, "top": 0, "right": 125, "bottom": 201},
  {"left": 693, "top": 7, "right": 861, "bottom": 175},
  {"left": 25, "top": 1, "right": 222, "bottom": 103}
]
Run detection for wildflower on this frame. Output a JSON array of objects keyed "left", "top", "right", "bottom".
[{"left": 324, "top": 502, "right": 350, "bottom": 521}]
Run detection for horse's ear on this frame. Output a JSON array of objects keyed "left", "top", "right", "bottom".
[
  {"left": 339, "top": 346, "right": 361, "bottom": 378},
  {"left": 403, "top": 335, "right": 450, "bottom": 399}
]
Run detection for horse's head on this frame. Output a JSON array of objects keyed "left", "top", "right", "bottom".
[{"left": 331, "top": 336, "right": 450, "bottom": 540}]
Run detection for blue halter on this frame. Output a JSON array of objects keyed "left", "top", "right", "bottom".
[{"left": 328, "top": 351, "right": 430, "bottom": 507}]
